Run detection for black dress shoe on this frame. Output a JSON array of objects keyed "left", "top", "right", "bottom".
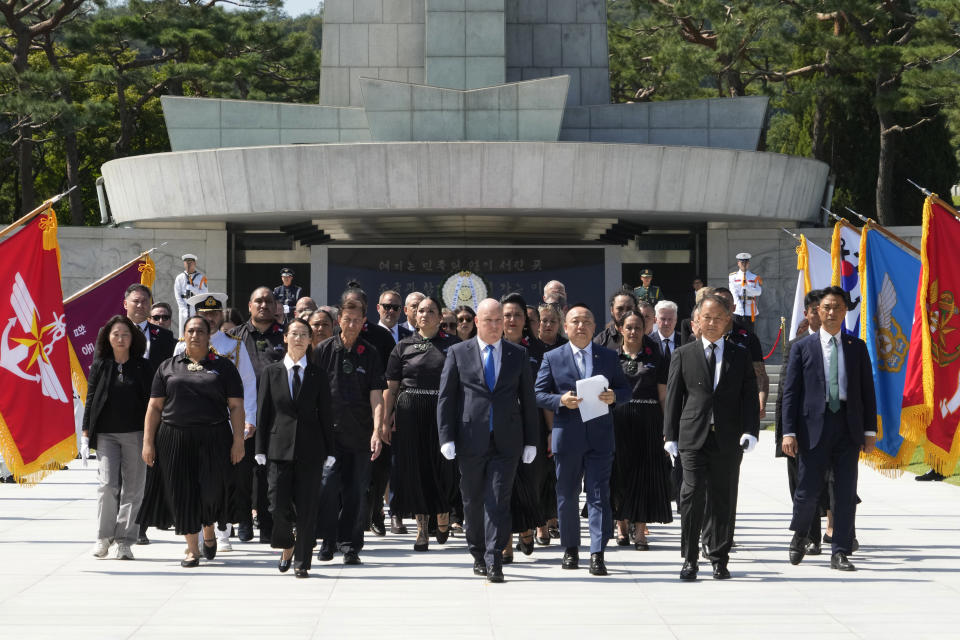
[
  {"left": 318, "top": 542, "right": 335, "bottom": 561},
  {"left": 805, "top": 541, "right": 822, "bottom": 556},
  {"left": 473, "top": 560, "right": 487, "bottom": 576},
  {"left": 294, "top": 568, "right": 309, "bottom": 578},
  {"left": 589, "top": 552, "right": 607, "bottom": 576},
  {"left": 517, "top": 535, "right": 534, "bottom": 556},
  {"left": 916, "top": 468, "right": 945, "bottom": 481},
  {"left": 548, "top": 525, "right": 560, "bottom": 539},
  {"left": 789, "top": 533, "right": 809, "bottom": 565},
  {"left": 202, "top": 539, "right": 217, "bottom": 560},
  {"left": 487, "top": 567, "right": 505, "bottom": 583},
  {"left": 181, "top": 555, "right": 199, "bottom": 568},
  {"left": 712, "top": 562, "right": 731, "bottom": 580},
  {"left": 278, "top": 552, "right": 292, "bottom": 573},
  {"left": 435, "top": 526, "right": 450, "bottom": 545},
  {"left": 831, "top": 552, "right": 856, "bottom": 571},
  {"left": 822, "top": 533, "right": 832, "bottom": 543},
  {"left": 536, "top": 534, "right": 550, "bottom": 546},
  {"left": 680, "top": 561, "right": 698, "bottom": 581},
  {"left": 562, "top": 547, "right": 579, "bottom": 570},
  {"left": 616, "top": 536, "right": 630, "bottom": 547},
  {"left": 136, "top": 534, "right": 150, "bottom": 546},
  {"left": 370, "top": 511, "right": 386, "bottom": 536},
  {"left": 635, "top": 539, "right": 650, "bottom": 551},
  {"left": 237, "top": 522, "right": 253, "bottom": 542},
  {"left": 390, "top": 516, "right": 407, "bottom": 534},
  {"left": 343, "top": 551, "right": 361, "bottom": 565}
]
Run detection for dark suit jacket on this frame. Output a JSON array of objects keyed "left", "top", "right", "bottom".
[
  {"left": 146, "top": 323, "right": 175, "bottom": 371},
  {"left": 256, "top": 361, "right": 335, "bottom": 462},
  {"left": 534, "top": 342, "right": 631, "bottom": 455},
  {"left": 81, "top": 356, "right": 153, "bottom": 449},
  {"left": 774, "top": 335, "right": 805, "bottom": 457},
  {"left": 664, "top": 336, "right": 760, "bottom": 451},
  {"left": 781, "top": 332, "right": 877, "bottom": 451},
  {"left": 397, "top": 324, "right": 413, "bottom": 341},
  {"left": 680, "top": 318, "right": 694, "bottom": 345},
  {"left": 437, "top": 339, "right": 538, "bottom": 457}
]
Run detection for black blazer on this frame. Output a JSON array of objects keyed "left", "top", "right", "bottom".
[
  {"left": 664, "top": 336, "right": 760, "bottom": 451},
  {"left": 81, "top": 356, "right": 153, "bottom": 449},
  {"left": 781, "top": 332, "right": 877, "bottom": 451},
  {"left": 437, "top": 339, "right": 539, "bottom": 458},
  {"left": 255, "top": 361, "right": 335, "bottom": 462},
  {"left": 146, "top": 323, "right": 176, "bottom": 371},
  {"left": 774, "top": 335, "right": 805, "bottom": 457}
]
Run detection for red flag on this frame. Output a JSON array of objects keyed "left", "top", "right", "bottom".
[
  {"left": 0, "top": 212, "right": 75, "bottom": 483},
  {"left": 901, "top": 197, "right": 960, "bottom": 475}
]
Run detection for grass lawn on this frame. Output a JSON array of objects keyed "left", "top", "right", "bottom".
[{"left": 905, "top": 442, "right": 960, "bottom": 486}]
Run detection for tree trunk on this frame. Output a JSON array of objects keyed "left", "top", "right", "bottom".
[
  {"left": 875, "top": 109, "right": 896, "bottom": 225},
  {"left": 13, "top": 36, "right": 34, "bottom": 214},
  {"left": 43, "top": 39, "right": 85, "bottom": 225}
]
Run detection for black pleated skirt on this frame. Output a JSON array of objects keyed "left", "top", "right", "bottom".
[
  {"left": 391, "top": 389, "right": 456, "bottom": 517},
  {"left": 536, "top": 413, "right": 557, "bottom": 521},
  {"left": 137, "top": 422, "right": 233, "bottom": 535},
  {"left": 509, "top": 452, "right": 544, "bottom": 532},
  {"left": 611, "top": 401, "right": 673, "bottom": 524}
]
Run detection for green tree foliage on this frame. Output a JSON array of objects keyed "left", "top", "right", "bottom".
[{"left": 1, "top": 0, "right": 321, "bottom": 225}]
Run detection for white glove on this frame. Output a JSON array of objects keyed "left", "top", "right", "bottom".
[
  {"left": 740, "top": 433, "right": 758, "bottom": 453},
  {"left": 663, "top": 441, "right": 678, "bottom": 467},
  {"left": 254, "top": 454, "right": 266, "bottom": 466},
  {"left": 440, "top": 442, "right": 456, "bottom": 460},
  {"left": 324, "top": 456, "right": 336, "bottom": 469},
  {"left": 521, "top": 445, "right": 537, "bottom": 464},
  {"left": 80, "top": 436, "right": 90, "bottom": 468}
]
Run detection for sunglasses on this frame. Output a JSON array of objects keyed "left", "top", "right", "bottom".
[
  {"left": 151, "top": 314, "right": 171, "bottom": 321},
  {"left": 380, "top": 303, "right": 400, "bottom": 311},
  {"left": 441, "top": 322, "right": 458, "bottom": 330}
]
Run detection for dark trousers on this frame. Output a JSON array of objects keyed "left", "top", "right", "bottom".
[
  {"left": 555, "top": 449, "right": 614, "bottom": 554},
  {"left": 679, "top": 434, "right": 742, "bottom": 564},
  {"left": 267, "top": 459, "right": 322, "bottom": 571},
  {"left": 786, "top": 454, "right": 822, "bottom": 542},
  {"left": 458, "top": 436, "right": 518, "bottom": 571},
  {"left": 238, "top": 438, "right": 272, "bottom": 537},
  {"left": 791, "top": 409, "right": 859, "bottom": 555},
  {"left": 367, "top": 442, "right": 391, "bottom": 520},
  {"left": 319, "top": 447, "right": 372, "bottom": 554}
]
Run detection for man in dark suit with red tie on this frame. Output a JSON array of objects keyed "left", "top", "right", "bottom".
[
  {"left": 437, "top": 299, "right": 539, "bottom": 583},
  {"left": 781, "top": 286, "right": 876, "bottom": 571}
]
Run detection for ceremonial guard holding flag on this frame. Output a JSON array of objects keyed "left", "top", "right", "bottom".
[{"left": 729, "top": 253, "right": 762, "bottom": 324}]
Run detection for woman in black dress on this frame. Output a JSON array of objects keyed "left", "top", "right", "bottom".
[
  {"left": 499, "top": 293, "right": 547, "bottom": 564},
  {"left": 382, "top": 295, "right": 459, "bottom": 551},
  {"left": 454, "top": 305, "right": 477, "bottom": 342},
  {"left": 82, "top": 315, "right": 153, "bottom": 560},
  {"left": 611, "top": 310, "right": 672, "bottom": 551},
  {"left": 139, "top": 315, "right": 246, "bottom": 567}
]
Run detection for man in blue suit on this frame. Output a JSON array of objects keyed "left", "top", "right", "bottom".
[
  {"left": 781, "top": 286, "right": 877, "bottom": 572},
  {"left": 438, "top": 299, "right": 539, "bottom": 583},
  {"left": 535, "top": 304, "right": 631, "bottom": 576}
]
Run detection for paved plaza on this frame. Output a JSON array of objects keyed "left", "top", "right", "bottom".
[{"left": 1, "top": 430, "right": 958, "bottom": 639}]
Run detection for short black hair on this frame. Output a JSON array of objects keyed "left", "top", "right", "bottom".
[
  {"left": 608, "top": 288, "right": 638, "bottom": 309},
  {"left": 341, "top": 281, "right": 368, "bottom": 313},
  {"left": 150, "top": 302, "right": 172, "bottom": 314},
  {"left": 615, "top": 309, "right": 643, "bottom": 329},
  {"left": 124, "top": 283, "right": 152, "bottom": 299},
  {"left": 500, "top": 291, "right": 528, "bottom": 310},
  {"left": 804, "top": 289, "right": 824, "bottom": 310},
  {"left": 714, "top": 286, "right": 733, "bottom": 297},
  {"left": 697, "top": 293, "right": 732, "bottom": 315},
  {"left": 819, "top": 286, "right": 851, "bottom": 308},
  {"left": 95, "top": 315, "right": 146, "bottom": 360}
]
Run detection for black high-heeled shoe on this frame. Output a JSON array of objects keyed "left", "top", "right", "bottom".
[
  {"left": 202, "top": 538, "right": 217, "bottom": 560},
  {"left": 181, "top": 554, "right": 199, "bottom": 568},
  {"left": 278, "top": 551, "right": 293, "bottom": 573},
  {"left": 436, "top": 525, "right": 450, "bottom": 545},
  {"left": 517, "top": 533, "right": 535, "bottom": 556}
]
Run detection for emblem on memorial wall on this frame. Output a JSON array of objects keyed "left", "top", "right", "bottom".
[{"left": 442, "top": 271, "right": 488, "bottom": 311}]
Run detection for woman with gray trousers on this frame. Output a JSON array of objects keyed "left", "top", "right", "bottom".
[{"left": 81, "top": 315, "right": 153, "bottom": 560}]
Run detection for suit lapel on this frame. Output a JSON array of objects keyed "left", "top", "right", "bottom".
[
  {"left": 718, "top": 338, "right": 733, "bottom": 387},
  {"left": 811, "top": 334, "right": 826, "bottom": 397},
  {"left": 494, "top": 342, "right": 511, "bottom": 392},
  {"left": 693, "top": 339, "right": 711, "bottom": 386}
]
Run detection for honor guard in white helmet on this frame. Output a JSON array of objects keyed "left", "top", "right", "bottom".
[
  {"left": 173, "top": 253, "right": 208, "bottom": 337},
  {"left": 728, "top": 252, "right": 762, "bottom": 323}
]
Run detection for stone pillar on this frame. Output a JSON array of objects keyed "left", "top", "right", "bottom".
[{"left": 425, "top": 0, "right": 506, "bottom": 90}]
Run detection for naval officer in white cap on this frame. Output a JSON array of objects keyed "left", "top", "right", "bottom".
[
  {"left": 174, "top": 253, "right": 208, "bottom": 337},
  {"left": 728, "top": 252, "right": 762, "bottom": 325}
]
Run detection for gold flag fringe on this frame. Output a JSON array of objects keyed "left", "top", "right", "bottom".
[
  {"left": 38, "top": 210, "right": 62, "bottom": 275},
  {"left": 68, "top": 342, "right": 87, "bottom": 407},
  {"left": 830, "top": 223, "right": 842, "bottom": 287},
  {"left": 0, "top": 410, "right": 77, "bottom": 486},
  {"left": 139, "top": 254, "right": 156, "bottom": 289},
  {"left": 797, "top": 235, "right": 813, "bottom": 293},
  {"left": 923, "top": 426, "right": 960, "bottom": 477},
  {"left": 858, "top": 227, "right": 869, "bottom": 342}
]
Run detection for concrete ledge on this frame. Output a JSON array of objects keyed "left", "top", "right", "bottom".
[{"left": 102, "top": 141, "right": 828, "bottom": 226}]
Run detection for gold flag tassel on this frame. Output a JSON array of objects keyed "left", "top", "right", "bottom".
[
  {"left": 139, "top": 253, "right": 156, "bottom": 289},
  {"left": 38, "top": 209, "right": 62, "bottom": 276}
]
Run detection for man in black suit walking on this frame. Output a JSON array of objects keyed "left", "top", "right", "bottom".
[
  {"left": 437, "top": 298, "right": 539, "bottom": 583},
  {"left": 664, "top": 293, "right": 759, "bottom": 581},
  {"left": 781, "top": 286, "right": 876, "bottom": 571}
]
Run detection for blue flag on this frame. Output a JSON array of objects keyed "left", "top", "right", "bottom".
[{"left": 859, "top": 227, "right": 921, "bottom": 471}]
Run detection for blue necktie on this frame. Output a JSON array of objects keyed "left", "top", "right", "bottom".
[
  {"left": 575, "top": 349, "right": 586, "bottom": 378},
  {"left": 484, "top": 344, "right": 496, "bottom": 431}
]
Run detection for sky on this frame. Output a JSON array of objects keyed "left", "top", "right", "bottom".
[{"left": 278, "top": 0, "right": 321, "bottom": 16}]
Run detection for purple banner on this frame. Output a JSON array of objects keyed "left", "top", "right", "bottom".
[{"left": 64, "top": 261, "right": 144, "bottom": 376}]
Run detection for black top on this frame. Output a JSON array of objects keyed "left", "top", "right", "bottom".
[
  {"left": 151, "top": 352, "right": 244, "bottom": 427},
  {"left": 82, "top": 356, "right": 153, "bottom": 449},
  {"left": 386, "top": 331, "right": 459, "bottom": 390},
  {"left": 541, "top": 335, "right": 568, "bottom": 352},
  {"left": 312, "top": 335, "right": 387, "bottom": 452},
  {"left": 361, "top": 320, "right": 398, "bottom": 371},
  {"left": 100, "top": 367, "right": 145, "bottom": 434},
  {"left": 510, "top": 335, "right": 546, "bottom": 375},
  {"left": 593, "top": 323, "right": 622, "bottom": 350},
  {"left": 228, "top": 320, "right": 286, "bottom": 379},
  {"left": 729, "top": 317, "right": 763, "bottom": 362},
  {"left": 618, "top": 335, "right": 667, "bottom": 401}
]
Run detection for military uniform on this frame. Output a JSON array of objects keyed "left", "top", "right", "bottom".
[
  {"left": 173, "top": 261, "right": 208, "bottom": 337},
  {"left": 633, "top": 284, "right": 663, "bottom": 305},
  {"left": 729, "top": 253, "right": 762, "bottom": 322}
]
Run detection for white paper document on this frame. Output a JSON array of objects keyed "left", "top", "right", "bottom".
[{"left": 576, "top": 374, "right": 610, "bottom": 422}]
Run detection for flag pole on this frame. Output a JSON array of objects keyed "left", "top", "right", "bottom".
[
  {"left": 63, "top": 249, "right": 154, "bottom": 303},
  {"left": 780, "top": 227, "right": 799, "bottom": 240},
  {"left": 0, "top": 186, "right": 77, "bottom": 240},
  {"left": 844, "top": 206, "right": 919, "bottom": 255},
  {"left": 905, "top": 179, "right": 960, "bottom": 225}
]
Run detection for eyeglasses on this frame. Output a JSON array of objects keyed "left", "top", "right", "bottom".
[
  {"left": 380, "top": 303, "right": 400, "bottom": 312},
  {"left": 441, "top": 322, "right": 458, "bottom": 330},
  {"left": 151, "top": 314, "right": 171, "bottom": 321},
  {"left": 457, "top": 316, "right": 473, "bottom": 323}
]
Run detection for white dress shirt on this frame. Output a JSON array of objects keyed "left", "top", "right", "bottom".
[
  {"left": 658, "top": 331, "right": 676, "bottom": 356},
  {"left": 701, "top": 335, "right": 723, "bottom": 390},
  {"left": 477, "top": 336, "right": 502, "bottom": 382},
  {"left": 819, "top": 328, "right": 847, "bottom": 402},
  {"left": 283, "top": 354, "right": 308, "bottom": 399},
  {"left": 137, "top": 320, "right": 152, "bottom": 357},
  {"left": 569, "top": 342, "right": 593, "bottom": 379}
]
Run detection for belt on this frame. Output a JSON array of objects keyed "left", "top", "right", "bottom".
[{"left": 628, "top": 399, "right": 659, "bottom": 405}]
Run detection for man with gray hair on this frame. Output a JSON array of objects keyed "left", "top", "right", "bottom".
[
  {"left": 654, "top": 300, "right": 679, "bottom": 361},
  {"left": 400, "top": 291, "right": 424, "bottom": 332}
]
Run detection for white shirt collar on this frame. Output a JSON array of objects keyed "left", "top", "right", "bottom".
[
  {"left": 700, "top": 335, "right": 723, "bottom": 350},
  {"left": 818, "top": 327, "right": 842, "bottom": 345},
  {"left": 477, "top": 336, "right": 501, "bottom": 352},
  {"left": 570, "top": 341, "right": 592, "bottom": 356},
  {"left": 658, "top": 331, "right": 675, "bottom": 343},
  {"left": 283, "top": 353, "right": 308, "bottom": 370}
]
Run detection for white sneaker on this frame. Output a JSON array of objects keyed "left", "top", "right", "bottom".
[
  {"left": 116, "top": 542, "right": 134, "bottom": 560},
  {"left": 217, "top": 539, "right": 233, "bottom": 552},
  {"left": 93, "top": 538, "right": 111, "bottom": 558}
]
